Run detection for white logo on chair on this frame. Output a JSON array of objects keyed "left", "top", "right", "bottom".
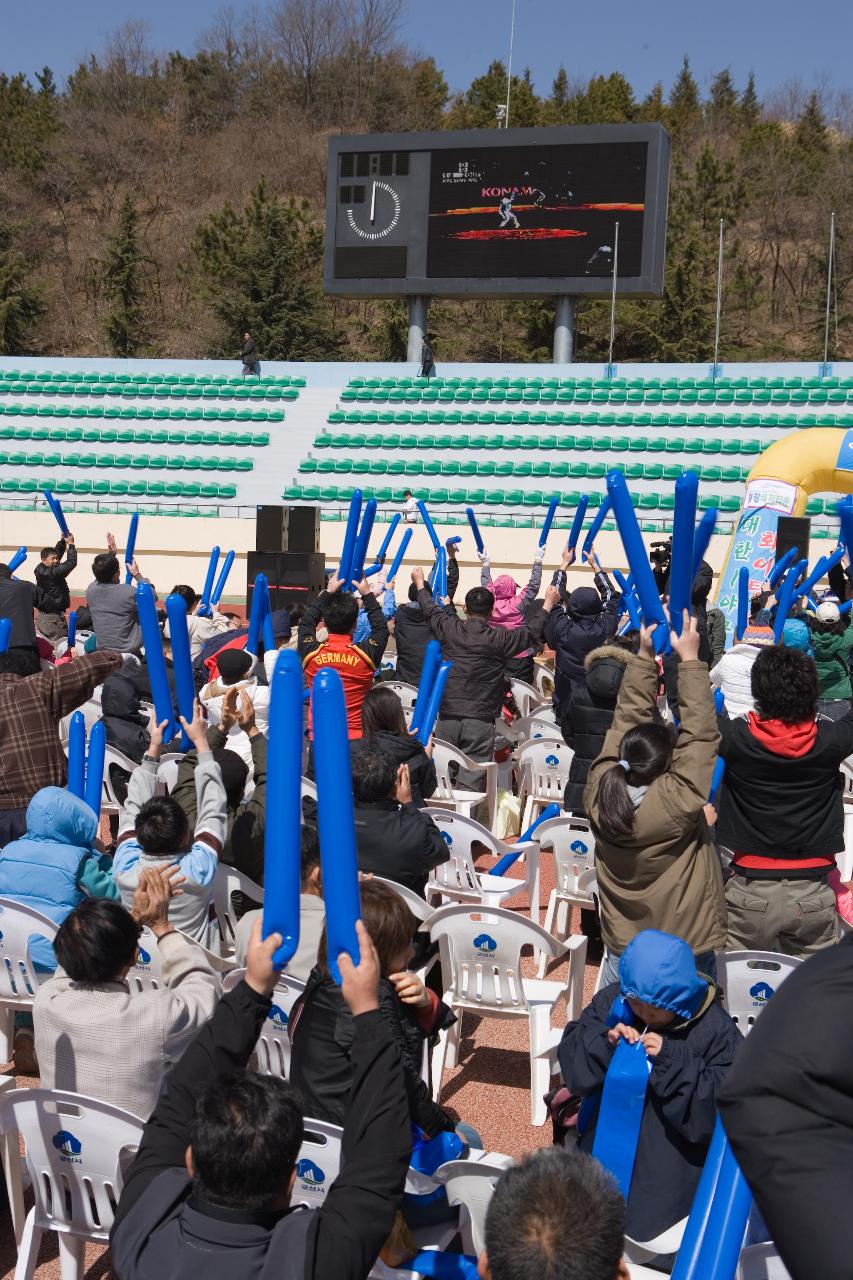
[
  {"left": 473, "top": 933, "right": 497, "bottom": 955},
  {"left": 749, "top": 981, "right": 775, "bottom": 1006},
  {"left": 570, "top": 839, "right": 589, "bottom": 855},
  {"left": 268, "top": 1003, "right": 288, "bottom": 1026},
  {"left": 296, "top": 1158, "right": 325, "bottom": 1189},
  {"left": 52, "top": 1130, "right": 83, "bottom": 1163}
]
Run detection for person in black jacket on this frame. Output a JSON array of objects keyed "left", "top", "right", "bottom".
[
  {"left": 412, "top": 568, "right": 549, "bottom": 787},
  {"left": 290, "top": 880, "right": 463, "bottom": 1142},
  {"left": 111, "top": 914, "right": 411, "bottom": 1280},
  {"left": 0, "top": 564, "right": 38, "bottom": 659},
  {"left": 351, "top": 748, "right": 447, "bottom": 895},
  {"left": 34, "top": 534, "right": 77, "bottom": 642},
  {"left": 546, "top": 548, "right": 619, "bottom": 718},
  {"left": 717, "top": 644, "right": 853, "bottom": 956},
  {"left": 355, "top": 683, "right": 437, "bottom": 807},
  {"left": 392, "top": 543, "right": 459, "bottom": 687},
  {"left": 558, "top": 929, "right": 741, "bottom": 1245},
  {"left": 560, "top": 634, "right": 640, "bottom": 814},
  {"left": 240, "top": 330, "right": 260, "bottom": 377},
  {"left": 718, "top": 932, "right": 853, "bottom": 1280}
]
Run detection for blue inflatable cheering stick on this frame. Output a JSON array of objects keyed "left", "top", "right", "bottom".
[
  {"left": 410, "top": 640, "right": 441, "bottom": 736},
  {"left": 211, "top": 549, "right": 236, "bottom": 606},
  {"left": 136, "top": 582, "right": 175, "bottom": 740},
  {"left": 7, "top": 547, "right": 26, "bottom": 574},
  {"left": 0, "top": 618, "right": 11, "bottom": 655},
  {"left": 607, "top": 471, "right": 668, "bottom": 649},
  {"left": 372, "top": 514, "right": 401, "bottom": 568},
  {"left": 246, "top": 572, "right": 271, "bottom": 656},
  {"left": 592, "top": 1037, "right": 651, "bottom": 1198},
  {"left": 338, "top": 489, "right": 363, "bottom": 589},
  {"left": 669, "top": 472, "right": 699, "bottom": 636},
  {"left": 492, "top": 802, "right": 562, "bottom": 875},
  {"left": 386, "top": 527, "right": 413, "bottom": 582},
  {"left": 124, "top": 512, "right": 139, "bottom": 585},
  {"left": 767, "top": 545, "right": 798, "bottom": 590},
  {"left": 348, "top": 497, "right": 378, "bottom": 586},
  {"left": 43, "top": 489, "right": 70, "bottom": 538},
  {"left": 773, "top": 558, "right": 808, "bottom": 643},
  {"left": 84, "top": 721, "right": 106, "bottom": 818},
  {"left": 313, "top": 668, "right": 362, "bottom": 983},
  {"left": 466, "top": 506, "right": 485, "bottom": 554},
  {"left": 582, "top": 495, "right": 612, "bottom": 558},
  {"left": 539, "top": 496, "right": 559, "bottom": 548},
  {"left": 165, "top": 594, "right": 198, "bottom": 750},
  {"left": 796, "top": 545, "right": 845, "bottom": 601},
  {"left": 262, "top": 650, "right": 303, "bottom": 969},
  {"left": 567, "top": 495, "right": 589, "bottom": 551},
  {"left": 671, "top": 1115, "right": 752, "bottom": 1280},
  {"left": 416, "top": 659, "right": 453, "bottom": 745},
  {"left": 417, "top": 499, "right": 442, "bottom": 554},
  {"left": 67, "top": 711, "right": 86, "bottom": 801},
  {"left": 197, "top": 546, "right": 221, "bottom": 617},
  {"left": 736, "top": 565, "right": 750, "bottom": 640},
  {"left": 691, "top": 509, "right": 717, "bottom": 582}
]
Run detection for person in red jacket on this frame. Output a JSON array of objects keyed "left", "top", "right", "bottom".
[{"left": 298, "top": 574, "right": 389, "bottom": 740}]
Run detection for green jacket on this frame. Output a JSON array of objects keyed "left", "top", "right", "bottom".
[
  {"left": 171, "top": 724, "right": 267, "bottom": 885},
  {"left": 810, "top": 621, "right": 853, "bottom": 701}
]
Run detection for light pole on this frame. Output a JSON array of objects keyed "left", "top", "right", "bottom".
[{"left": 504, "top": 0, "right": 517, "bottom": 128}]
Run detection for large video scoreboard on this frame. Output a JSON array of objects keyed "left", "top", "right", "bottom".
[{"left": 324, "top": 124, "right": 670, "bottom": 299}]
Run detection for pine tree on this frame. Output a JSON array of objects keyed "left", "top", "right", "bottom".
[
  {"left": 668, "top": 56, "right": 701, "bottom": 138},
  {"left": 101, "top": 193, "right": 151, "bottom": 357},
  {"left": 793, "top": 91, "right": 830, "bottom": 190},
  {"left": 639, "top": 82, "right": 667, "bottom": 124},
  {"left": 576, "top": 73, "right": 636, "bottom": 124},
  {"left": 0, "top": 218, "right": 44, "bottom": 354},
  {"left": 707, "top": 69, "right": 738, "bottom": 131},
  {"left": 187, "top": 180, "right": 342, "bottom": 360},
  {"left": 740, "top": 72, "right": 760, "bottom": 128}
]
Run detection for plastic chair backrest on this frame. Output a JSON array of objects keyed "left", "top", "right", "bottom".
[
  {"left": 533, "top": 664, "right": 555, "bottom": 700},
  {"left": 301, "top": 775, "right": 317, "bottom": 804},
  {"left": 128, "top": 926, "right": 166, "bottom": 992},
  {"left": 370, "top": 876, "right": 434, "bottom": 925},
  {"left": 736, "top": 1244, "right": 793, "bottom": 1279},
  {"left": 292, "top": 1117, "right": 343, "bottom": 1207},
  {"left": 437, "top": 1154, "right": 514, "bottom": 1256},
  {"left": 534, "top": 815, "right": 598, "bottom": 902},
  {"left": 517, "top": 737, "right": 573, "bottom": 800},
  {"left": 383, "top": 680, "right": 419, "bottom": 718},
  {"left": 716, "top": 950, "right": 801, "bottom": 1035},
  {"left": 155, "top": 753, "right": 184, "bottom": 795},
  {"left": 421, "top": 808, "right": 493, "bottom": 898},
  {"left": 0, "top": 898, "right": 58, "bottom": 1004},
  {"left": 432, "top": 740, "right": 491, "bottom": 797},
  {"left": 223, "top": 966, "right": 306, "bottom": 1077},
  {"left": 102, "top": 744, "right": 138, "bottom": 813},
  {"left": 509, "top": 679, "right": 545, "bottom": 719},
  {"left": 515, "top": 710, "right": 558, "bottom": 741},
  {"left": 0, "top": 1087, "right": 143, "bottom": 1238},
  {"left": 429, "top": 904, "right": 562, "bottom": 1011},
  {"left": 212, "top": 863, "right": 264, "bottom": 950}
]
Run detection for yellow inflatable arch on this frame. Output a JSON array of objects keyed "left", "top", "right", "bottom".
[{"left": 715, "top": 428, "right": 853, "bottom": 627}]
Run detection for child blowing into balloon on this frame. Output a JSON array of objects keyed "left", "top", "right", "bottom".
[{"left": 558, "top": 929, "right": 741, "bottom": 1246}]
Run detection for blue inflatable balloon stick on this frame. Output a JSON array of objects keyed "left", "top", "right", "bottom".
[
  {"left": 386, "top": 527, "right": 413, "bottom": 583},
  {"left": 84, "top": 720, "right": 106, "bottom": 818},
  {"left": 736, "top": 565, "right": 750, "bottom": 641},
  {"left": 349, "top": 497, "right": 378, "bottom": 587},
  {"left": 0, "top": 618, "right": 11, "bottom": 655},
  {"left": 582, "top": 496, "right": 612, "bottom": 557},
  {"left": 262, "top": 650, "right": 303, "bottom": 969},
  {"left": 165, "top": 594, "right": 198, "bottom": 749},
  {"left": 338, "top": 489, "right": 363, "bottom": 589},
  {"left": 671, "top": 1116, "right": 752, "bottom": 1280},
  {"left": 410, "top": 640, "right": 442, "bottom": 736},
  {"left": 246, "top": 573, "right": 271, "bottom": 657},
  {"left": 466, "top": 506, "right": 485, "bottom": 554},
  {"left": 211, "top": 549, "right": 236, "bottom": 606},
  {"left": 670, "top": 1116, "right": 731, "bottom": 1280},
  {"left": 691, "top": 509, "right": 717, "bottom": 582},
  {"left": 768, "top": 545, "right": 799, "bottom": 590},
  {"left": 136, "top": 582, "right": 175, "bottom": 739},
  {"left": 7, "top": 547, "right": 26, "bottom": 574},
  {"left": 417, "top": 499, "right": 442, "bottom": 552},
  {"left": 592, "top": 1037, "right": 650, "bottom": 1199},
  {"left": 492, "top": 802, "right": 562, "bottom": 875},
  {"left": 43, "top": 490, "right": 70, "bottom": 538},
  {"left": 607, "top": 471, "right": 667, "bottom": 639},
  {"left": 124, "top": 512, "right": 140, "bottom": 585},
  {"left": 567, "top": 495, "right": 590, "bottom": 551},
  {"left": 67, "top": 711, "right": 86, "bottom": 800},
  {"left": 416, "top": 659, "right": 453, "bottom": 745},
  {"left": 198, "top": 545, "right": 221, "bottom": 617},
  {"left": 539, "top": 496, "right": 559, "bottom": 548},
  {"left": 374, "top": 513, "right": 402, "bottom": 566},
  {"left": 313, "top": 669, "right": 362, "bottom": 983},
  {"left": 669, "top": 472, "right": 699, "bottom": 636},
  {"left": 66, "top": 610, "right": 77, "bottom": 652},
  {"left": 773, "top": 558, "right": 808, "bottom": 643}
]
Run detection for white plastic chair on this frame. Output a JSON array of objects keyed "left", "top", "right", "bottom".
[
  {"left": 513, "top": 708, "right": 559, "bottom": 742},
  {"left": 0, "top": 897, "right": 58, "bottom": 1064},
  {"left": 0, "top": 1073, "right": 25, "bottom": 1245},
  {"left": 292, "top": 1117, "right": 342, "bottom": 1207},
  {"left": 429, "top": 904, "right": 588, "bottom": 1125},
  {"left": 223, "top": 967, "right": 306, "bottom": 1078},
  {"left": 839, "top": 797, "right": 853, "bottom": 880},
  {"left": 0, "top": 1087, "right": 144, "bottom": 1280},
  {"left": 430, "top": 739, "right": 499, "bottom": 831},
  {"left": 516, "top": 737, "right": 574, "bottom": 829},
  {"left": 212, "top": 863, "right": 264, "bottom": 955},
  {"left": 433, "top": 1152, "right": 514, "bottom": 1255},
  {"left": 155, "top": 752, "right": 184, "bottom": 796},
  {"left": 533, "top": 815, "right": 598, "bottom": 977},
  {"left": 716, "top": 951, "right": 801, "bottom": 1035},
  {"left": 532, "top": 664, "right": 555, "bottom": 701},
  {"left": 422, "top": 808, "right": 540, "bottom": 923},
  {"left": 383, "top": 680, "right": 419, "bottom": 724},
  {"left": 509, "top": 679, "right": 545, "bottom": 719},
  {"left": 102, "top": 745, "right": 138, "bottom": 816},
  {"left": 623, "top": 1218, "right": 689, "bottom": 1268},
  {"left": 737, "top": 1243, "right": 793, "bottom": 1279},
  {"left": 128, "top": 927, "right": 232, "bottom": 995}
]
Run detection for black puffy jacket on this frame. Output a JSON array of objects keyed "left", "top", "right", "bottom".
[
  {"left": 290, "top": 969, "right": 456, "bottom": 1136},
  {"left": 98, "top": 673, "right": 150, "bottom": 764},
  {"left": 546, "top": 571, "right": 619, "bottom": 716},
  {"left": 353, "top": 797, "right": 448, "bottom": 896},
  {"left": 560, "top": 644, "right": 630, "bottom": 814},
  {"left": 351, "top": 729, "right": 437, "bottom": 808},
  {"left": 34, "top": 541, "right": 77, "bottom": 614}
]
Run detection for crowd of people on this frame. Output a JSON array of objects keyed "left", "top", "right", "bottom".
[{"left": 0, "top": 515, "right": 851, "bottom": 1280}]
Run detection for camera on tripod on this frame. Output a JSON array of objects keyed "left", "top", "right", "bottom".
[{"left": 649, "top": 538, "right": 672, "bottom": 570}]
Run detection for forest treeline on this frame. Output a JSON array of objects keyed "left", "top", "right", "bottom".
[{"left": 0, "top": 0, "right": 850, "bottom": 364}]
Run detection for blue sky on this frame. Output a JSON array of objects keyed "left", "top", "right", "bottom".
[{"left": 2, "top": 0, "right": 849, "bottom": 104}]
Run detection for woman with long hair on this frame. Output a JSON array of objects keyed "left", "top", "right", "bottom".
[
  {"left": 357, "top": 684, "right": 437, "bottom": 807},
  {"left": 584, "top": 613, "right": 726, "bottom": 986}
]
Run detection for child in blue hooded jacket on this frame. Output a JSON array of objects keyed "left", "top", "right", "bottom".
[{"left": 558, "top": 929, "right": 742, "bottom": 1244}]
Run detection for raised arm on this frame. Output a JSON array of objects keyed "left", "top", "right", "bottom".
[{"left": 658, "top": 617, "right": 720, "bottom": 812}]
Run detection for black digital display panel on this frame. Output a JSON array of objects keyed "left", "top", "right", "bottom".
[
  {"left": 426, "top": 142, "right": 647, "bottom": 280},
  {"left": 324, "top": 125, "right": 670, "bottom": 299}
]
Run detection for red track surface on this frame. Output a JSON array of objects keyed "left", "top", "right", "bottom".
[{"left": 448, "top": 228, "right": 587, "bottom": 242}]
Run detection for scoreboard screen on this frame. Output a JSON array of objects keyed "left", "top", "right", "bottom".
[{"left": 325, "top": 124, "right": 670, "bottom": 299}]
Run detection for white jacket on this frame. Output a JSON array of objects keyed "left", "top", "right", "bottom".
[
  {"left": 709, "top": 644, "right": 762, "bottom": 718},
  {"left": 199, "top": 674, "right": 271, "bottom": 768}
]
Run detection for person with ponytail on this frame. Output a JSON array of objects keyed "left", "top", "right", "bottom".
[{"left": 584, "top": 613, "right": 726, "bottom": 986}]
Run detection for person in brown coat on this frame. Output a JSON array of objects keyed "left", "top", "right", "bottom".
[{"left": 584, "top": 613, "right": 726, "bottom": 986}]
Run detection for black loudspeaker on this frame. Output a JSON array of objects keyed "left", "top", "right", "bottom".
[
  {"left": 247, "top": 551, "right": 327, "bottom": 614},
  {"left": 776, "top": 516, "right": 811, "bottom": 564},
  {"left": 256, "top": 505, "right": 320, "bottom": 553}
]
